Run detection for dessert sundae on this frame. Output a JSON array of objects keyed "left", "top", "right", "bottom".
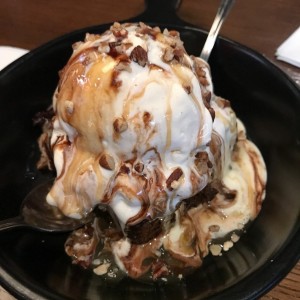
[{"left": 37, "top": 22, "right": 267, "bottom": 280}]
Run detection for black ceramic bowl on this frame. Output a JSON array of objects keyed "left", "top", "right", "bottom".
[{"left": 0, "top": 1, "right": 299, "bottom": 299}]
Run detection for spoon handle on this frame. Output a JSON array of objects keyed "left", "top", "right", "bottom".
[
  {"left": 0, "top": 216, "right": 26, "bottom": 232},
  {"left": 200, "top": 0, "right": 235, "bottom": 61}
]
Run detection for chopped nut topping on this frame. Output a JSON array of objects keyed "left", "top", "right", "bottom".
[
  {"left": 231, "top": 233, "right": 240, "bottom": 243},
  {"left": 119, "top": 164, "right": 130, "bottom": 174},
  {"left": 143, "top": 111, "right": 152, "bottom": 126},
  {"left": 65, "top": 224, "right": 97, "bottom": 268},
  {"left": 195, "top": 151, "right": 210, "bottom": 174},
  {"left": 72, "top": 41, "right": 84, "bottom": 51},
  {"left": 115, "top": 61, "right": 132, "bottom": 73},
  {"left": 163, "top": 47, "right": 174, "bottom": 62},
  {"left": 130, "top": 45, "right": 148, "bottom": 67},
  {"left": 112, "top": 27, "right": 128, "bottom": 39},
  {"left": 108, "top": 41, "right": 122, "bottom": 57},
  {"left": 99, "top": 153, "right": 115, "bottom": 170},
  {"left": 111, "top": 22, "right": 121, "bottom": 30},
  {"left": 215, "top": 96, "right": 231, "bottom": 108},
  {"left": 202, "top": 91, "right": 212, "bottom": 104},
  {"left": 98, "top": 43, "right": 110, "bottom": 54},
  {"left": 168, "top": 30, "right": 180, "bottom": 37},
  {"left": 152, "top": 26, "right": 161, "bottom": 34},
  {"left": 136, "top": 22, "right": 161, "bottom": 39},
  {"left": 84, "top": 33, "right": 101, "bottom": 42},
  {"left": 173, "top": 48, "right": 185, "bottom": 63},
  {"left": 197, "top": 68, "right": 206, "bottom": 77},
  {"left": 237, "top": 223, "right": 244, "bottom": 230},
  {"left": 192, "top": 57, "right": 210, "bottom": 87},
  {"left": 223, "top": 241, "right": 234, "bottom": 251},
  {"left": 209, "top": 244, "right": 222, "bottom": 256},
  {"left": 183, "top": 84, "right": 192, "bottom": 94},
  {"left": 134, "top": 162, "right": 144, "bottom": 173},
  {"left": 93, "top": 262, "right": 111, "bottom": 276},
  {"left": 170, "top": 180, "right": 181, "bottom": 190},
  {"left": 113, "top": 117, "right": 128, "bottom": 133},
  {"left": 111, "top": 70, "right": 122, "bottom": 88},
  {"left": 199, "top": 76, "right": 209, "bottom": 86},
  {"left": 81, "top": 51, "right": 98, "bottom": 66},
  {"left": 122, "top": 42, "right": 134, "bottom": 51},
  {"left": 149, "top": 63, "right": 164, "bottom": 71},
  {"left": 166, "top": 168, "right": 183, "bottom": 191}
]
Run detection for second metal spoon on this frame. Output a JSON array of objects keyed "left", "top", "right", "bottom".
[
  {"left": 0, "top": 180, "right": 94, "bottom": 233},
  {"left": 200, "top": 0, "right": 235, "bottom": 61}
]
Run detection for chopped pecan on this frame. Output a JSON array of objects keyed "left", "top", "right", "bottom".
[
  {"left": 108, "top": 41, "right": 122, "bottom": 57},
  {"left": 99, "top": 153, "right": 115, "bottom": 170},
  {"left": 163, "top": 47, "right": 174, "bottom": 62},
  {"left": 199, "top": 76, "right": 209, "bottom": 86},
  {"left": 195, "top": 151, "right": 208, "bottom": 160},
  {"left": 130, "top": 45, "right": 148, "bottom": 67},
  {"left": 65, "top": 224, "right": 98, "bottom": 268},
  {"left": 115, "top": 61, "right": 132, "bottom": 72},
  {"left": 98, "top": 43, "right": 110, "bottom": 54},
  {"left": 84, "top": 33, "right": 101, "bottom": 42},
  {"left": 137, "top": 22, "right": 161, "bottom": 39},
  {"left": 195, "top": 151, "right": 210, "bottom": 174},
  {"left": 215, "top": 97, "right": 231, "bottom": 108},
  {"left": 112, "top": 27, "right": 128, "bottom": 39},
  {"left": 113, "top": 117, "right": 128, "bottom": 133},
  {"left": 143, "top": 111, "right": 152, "bottom": 126},
  {"left": 173, "top": 48, "right": 185, "bottom": 62},
  {"left": 168, "top": 30, "right": 180, "bottom": 37},
  {"left": 166, "top": 168, "right": 183, "bottom": 191},
  {"left": 111, "top": 70, "right": 122, "bottom": 88},
  {"left": 119, "top": 164, "right": 130, "bottom": 174},
  {"left": 134, "top": 162, "right": 144, "bottom": 173},
  {"left": 202, "top": 91, "right": 212, "bottom": 104},
  {"left": 183, "top": 84, "right": 192, "bottom": 94}
]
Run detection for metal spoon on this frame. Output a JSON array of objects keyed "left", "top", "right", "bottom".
[
  {"left": 200, "top": 0, "right": 235, "bottom": 61},
  {"left": 0, "top": 180, "right": 94, "bottom": 232}
]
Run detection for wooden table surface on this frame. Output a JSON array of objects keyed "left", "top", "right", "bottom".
[{"left": 0, "top": 0, "right": 299, "bottom": 299}]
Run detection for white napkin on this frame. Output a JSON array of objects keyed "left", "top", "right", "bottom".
[
  {"left": 275, "top": 27, "right": 300, "bottom": 68},
  {"left": 0, "top": 46, "right": 29, "bottom": 71}
]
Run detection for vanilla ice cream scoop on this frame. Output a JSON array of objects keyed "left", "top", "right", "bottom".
[{"left": 46, "top": 23, "right": 223, "bottom": 226}]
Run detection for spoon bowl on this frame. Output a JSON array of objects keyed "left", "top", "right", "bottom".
[{"left": 0, "top": 180, "right": 94, "bottom": 232}]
